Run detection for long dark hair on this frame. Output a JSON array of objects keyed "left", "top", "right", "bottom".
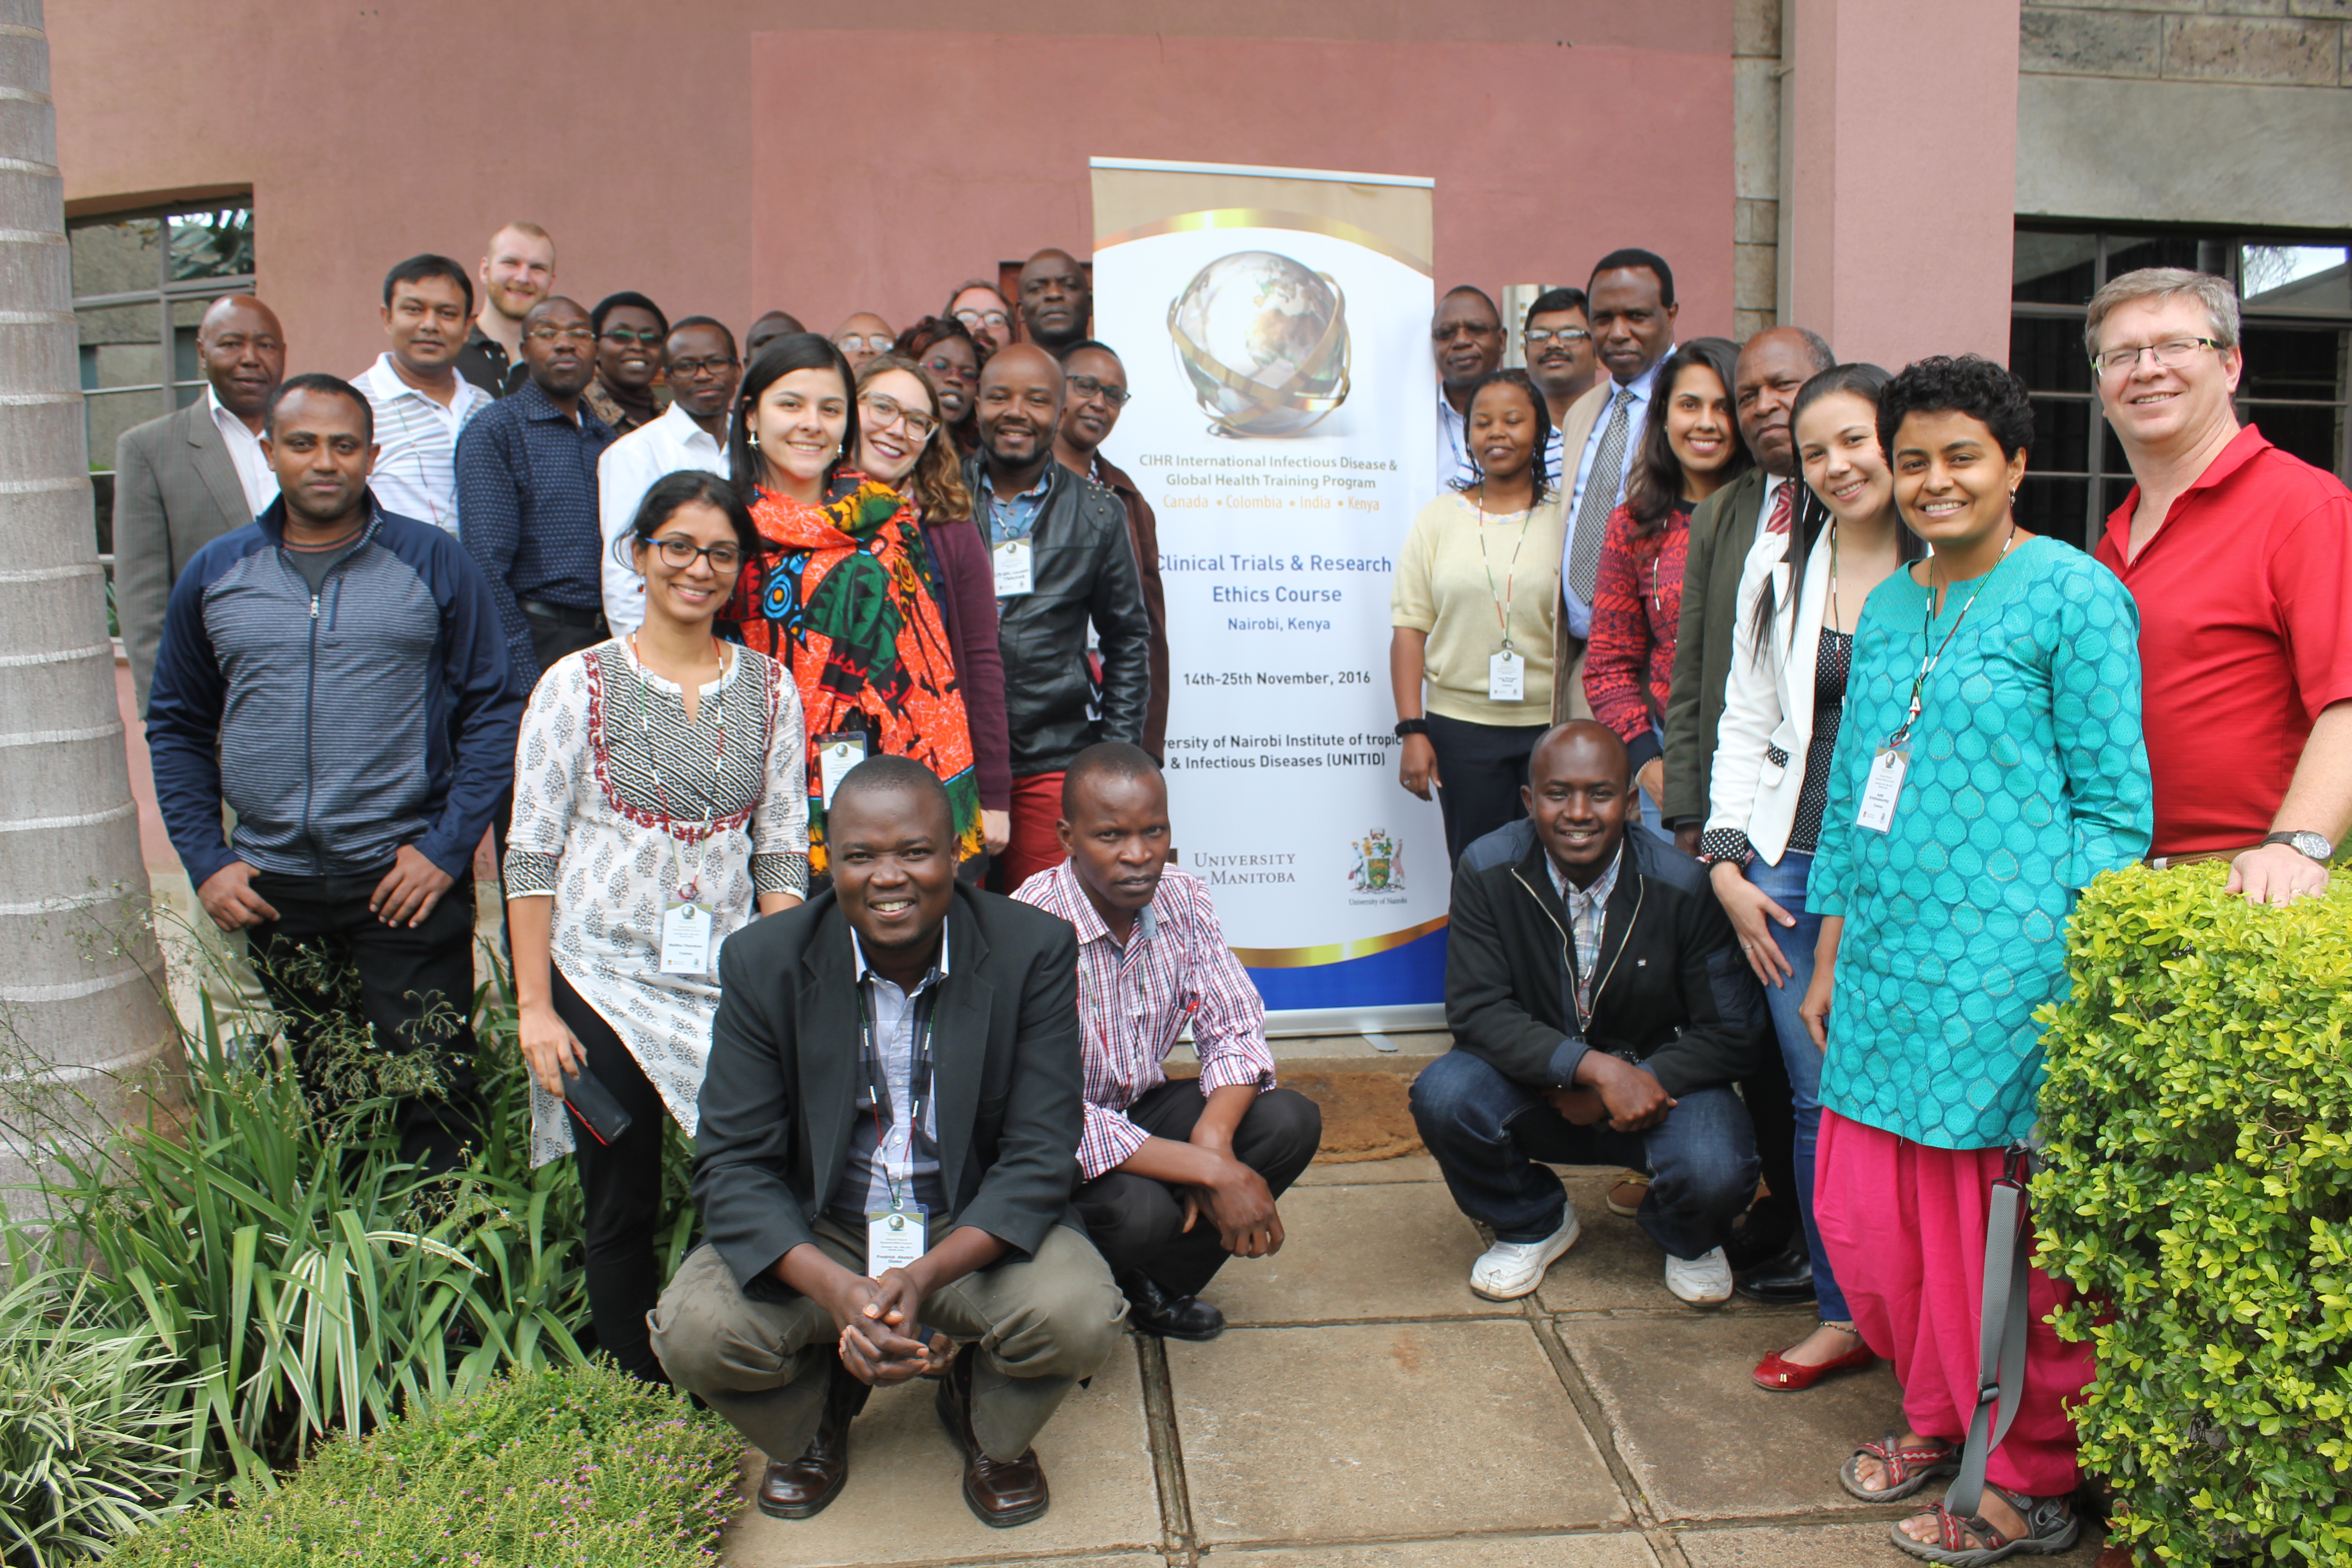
[
  {"left": 894, "top": 314, "right": 988, "bottom": 455},
  {"left": 1622, "top": 337, "right": 1749, "bottom": 539},
  {"left": 1448, "top": 368, "right": 1553, "bottom": 505},
  {"left": 728, "top": 332, "right": 858, "bottom": 505},
  {"left": 1748, "top": 362, "right": 1925, "bottom": 657}
]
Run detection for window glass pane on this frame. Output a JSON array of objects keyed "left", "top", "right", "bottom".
[
  {"left": 2029, "top": 397, "right": 2093, "bottom": 474},
  {"left": 2014, "top": 233, "right": 2097, "bottom": 305},
  {"left": 167, "top": 207, "right": 254, "bottom": 282},
  {"left": 2098, "top": 475, "right": 2135, "bottom": 528},
  {"left": 2238, "top": 323, "right": 2345, "bottom": 403},
  {"left": 69, "top": 217, "right": 161, "bottom": 298},
  {"left": 2244, "top": 402, "right": 2345, "bottom": 473},
  {"left": 2107, "top": 233, "right": 2226, "bottom": 278},
  {"left": 79, "top": 324, "right": 164, "bottom": 392},
  {"left": 2241, "top": 245, "right": 2350, "bottom": 313},
  {"left": 92, "top": 474, "right": 115, "bottom": 560},
  {"left": 2010, "top": 315, "right": 2091, "bottom": 394},
  {"left": 84, "top": 387, "right": 162, "bottom": 469},
  {"left": 2016, "top": 475, "right": 2090, "bottom": 553}
]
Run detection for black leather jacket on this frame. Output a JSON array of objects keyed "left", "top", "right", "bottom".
[{"left": 962, "top": 455, "right": 1154, "bottom": 775}]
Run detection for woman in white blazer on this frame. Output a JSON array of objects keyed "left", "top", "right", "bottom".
[{"left": 1701, "top": 364, "right": 1922, "bottom": 1392}]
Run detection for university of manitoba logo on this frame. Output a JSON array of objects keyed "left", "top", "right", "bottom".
[{"left": 1348, "top": 828, "right": 1404, "bottom": 894}]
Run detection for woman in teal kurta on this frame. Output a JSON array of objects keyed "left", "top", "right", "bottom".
[{"left": 1796, "top": 356, "right": 2151, "bottom": 1563}]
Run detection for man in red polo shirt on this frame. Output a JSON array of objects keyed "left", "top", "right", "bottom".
[{"left": 2089, "top": 266, "right": 2352, "bottom": 904}]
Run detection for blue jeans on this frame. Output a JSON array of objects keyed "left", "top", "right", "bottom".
[
  {"left": 1744, "top": 849, "right": 1848, "bottom": 1320},
  {"left": 1409, "top": 1048, "right": 1759, "bottom": 1261}
]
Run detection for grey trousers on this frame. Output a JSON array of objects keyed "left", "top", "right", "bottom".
[{"left": 649, "top": 1218, "right": 1128, "bottom": 1465}]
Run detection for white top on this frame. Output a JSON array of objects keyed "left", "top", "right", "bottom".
[
  {"left": 597, "top": 401, "right": 731, "bottom": 633},
  {"left": 206, "top": 387, "right": 278, "bottom": 517},
  {"left": 1559, "top": 350, "right": 1671, "bottom": 638},
  {"left": 1437, "top": 393, "right": 1473, "bottom": 493},
  {"left": 1707, "top": 518, "right": 1832, "bottom": 866},
  {"left": 353, "top": 353, "right": 491, "bottom": 536}
]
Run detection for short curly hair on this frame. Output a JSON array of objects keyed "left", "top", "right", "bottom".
[{"left": 1876, "top": 353, "right": 2035, "bottom": 461}]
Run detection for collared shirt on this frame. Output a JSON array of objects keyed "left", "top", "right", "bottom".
[
  {"left": 455, "top": 379, "right": 617, "bottom": 687},
  {"left": 205, "top": 386, "right": 277, "bottom": 518},
  {"left": 1014, "top": 860, "right": 1276, "bottom": 1181},
  {"left": 598, "top": 401, "right": 730, "bottom": 633},
  {"left": 834, "top": 922, "right": 952, "bottom": 1226},
  {"left": 1546, "top": 841, "right": 1623, "bottom": 1020},
  {"left": 453, "top": 322, "right": 522, "bottom": 399},
  {"left": 1754, "top": 472, "right": 1793, "bottom": 544},
  {"left": 1561, "top": 351, "right": 1672, "bottom": 637},
  {"left": 353, "top": 354, "right": 491, "bottom": 536},
  {"left": 2094, "top": 423, "right": 2352, "bottom": 856}
]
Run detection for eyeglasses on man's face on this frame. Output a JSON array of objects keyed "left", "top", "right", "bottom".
[
  {"left": 601, "top": 327, "right": 665, "bottom": 347},
  {"left": 953, "top": 308, "right": 1010, "bottom": 332},
  {"left": 860, "top": 392, "right": 939, "bottom": 441},
  {"left": 1524, "top": 328, "right": 1592, "bottom": 348},
  {"left": 526, "top": 325, "right": 596, "bottom": 345},
  {"left": 836, "top": 334, "right": 894, "bottom": 355},
  {"left": 2091, "top": 337, "right": 2224, "bottom": 377},
  {"left": 1066, "top": 373, "right": 1131, "bottom": 408},
  {"left": 668, "top": 355, "right": 739, "bottom": 379},
  {"left": 651, "top": 536, "right": 745, "bottom": 571}
]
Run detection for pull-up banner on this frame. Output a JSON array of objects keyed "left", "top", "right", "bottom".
[{"left": 1090, "top": 157, "right": 1446, "bottom": 1033}]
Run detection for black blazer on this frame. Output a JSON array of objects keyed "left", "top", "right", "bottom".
[
  {"left": 1446, "top": 820, "right": 1766, "bottom": 1098},
  {"left": 693, "top": 882, "right": 1087, "bottom": 1290}
]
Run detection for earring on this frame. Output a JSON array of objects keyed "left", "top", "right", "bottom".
[{"left": 748, "top": 432, "right": 760, "bottom": 447}]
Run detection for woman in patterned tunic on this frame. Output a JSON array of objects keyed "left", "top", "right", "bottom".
[
  {"left": 506, "top": 469, "right": 808, "bottom": 1382},
  {"left": 1798, "top": 358, "right": 2150, "bottom": 1560}
]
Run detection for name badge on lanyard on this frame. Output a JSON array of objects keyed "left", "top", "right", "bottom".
[
  {"left": 993, "top": 538, "right": 1034, "bottom": 598},
  {"left": 1856, "top": 746, "right": 1909, "bottom": 833},
  {"left": 867, "top": 1201, "right": 928, "bottom": 1274},
  {"left": 1489, "top": 646, "right": 1526, "bottom": 703},
  {"left": 659, "top": 890, "right": 714, "bottom": 973},
  {"left": 817, "top": 732, "right": 867, "bottom": 811}
]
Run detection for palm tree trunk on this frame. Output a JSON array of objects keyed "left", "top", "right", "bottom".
[{"left": 0, "top": 0, "right": 171, "bottom": 1197}]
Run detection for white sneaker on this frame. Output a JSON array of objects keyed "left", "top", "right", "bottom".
[
  {"left": 1664, "top": 1246, "right": 1734, "bottom": 1307},
  {"left": 1469, "top": 1209, "right": 1582, "bottom": 1300}
]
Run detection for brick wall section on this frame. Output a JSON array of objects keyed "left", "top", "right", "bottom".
[
  {"left": 1732, "top": 0, "right": 1780, "bottom": 340},
  {"left": 2022, "top": 2, "right": 2349, "bottom": 88}
]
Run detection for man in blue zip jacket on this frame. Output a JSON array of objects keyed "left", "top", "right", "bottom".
[{"left": 147, "top": 373, "right": 522, "bottom": 1172}]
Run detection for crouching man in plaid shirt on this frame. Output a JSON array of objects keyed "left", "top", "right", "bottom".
[{"left": 1014, "top": 743, "right": 1323, "bottom": 1341}]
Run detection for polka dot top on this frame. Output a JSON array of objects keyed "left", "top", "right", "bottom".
[{"left": 1787, "top": 626, "right": 1852, "bottom": 857}]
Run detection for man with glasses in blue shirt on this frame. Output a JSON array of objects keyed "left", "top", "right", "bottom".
[{"left": 1052, "top": 340, "right": 1169, "bottom": 762}]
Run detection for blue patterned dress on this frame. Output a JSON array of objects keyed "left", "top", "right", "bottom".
[{"left": 1811, "top": 537, "right": 2152, "bottom": 1151}]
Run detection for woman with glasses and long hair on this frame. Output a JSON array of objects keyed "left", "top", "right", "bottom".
[
  {"left": 1584, "top": 337, "right": 1751, "bottom": 843},
  {"left": 851, "top": 351, "right": 1012, "bottom": 871},
  {"left": 506, "top": 469, "right": 808, "bottom": 1382},
  {"left": 895, "top": 314, "right": 988, "bottom": 456},
  {"left": 725, "top": 333, "right": 985, "bottom": 877}
]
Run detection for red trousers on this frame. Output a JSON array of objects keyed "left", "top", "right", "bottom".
[
  {"left": 1000, "top": 771, "right": 1067, "bottom": 893},
  {"left": 1813, "top": 1110, "right": 2096, "bottom": 1497}
]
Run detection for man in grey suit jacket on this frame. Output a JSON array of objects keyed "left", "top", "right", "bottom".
[{"left": 114, "top": 296, "right": 285, "bottom": 714}]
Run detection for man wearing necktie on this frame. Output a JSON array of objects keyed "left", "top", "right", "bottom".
[{"left": 1552, "top": 250, "right": 1679, "bottom": 723}]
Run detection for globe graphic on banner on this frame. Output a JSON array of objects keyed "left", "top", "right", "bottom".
[{"left": 1166, "top": 250, "right": 1351, "bottom": 437}]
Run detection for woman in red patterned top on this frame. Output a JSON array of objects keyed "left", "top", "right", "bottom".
[{"left": 1583, "top": 337, "right": 1750, "bottom": 839}]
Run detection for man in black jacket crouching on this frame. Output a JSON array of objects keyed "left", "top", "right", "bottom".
[{"left": 1411, "top": 721, "right": 1765, "bottom": 1308}]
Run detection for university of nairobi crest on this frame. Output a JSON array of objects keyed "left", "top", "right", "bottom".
[{"left": 1349, "top": 828, "right": 1403, "bottom": 893}]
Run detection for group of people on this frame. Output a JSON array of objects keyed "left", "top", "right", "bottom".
[
  {"left": 115, "top": 216, "right": 2350, "bottom": 1559},
  {"left": 1397, "top": 251, "right": 2349, "bottom": 1560}
]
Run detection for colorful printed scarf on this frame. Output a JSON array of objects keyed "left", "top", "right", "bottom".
[{"left": 731, "top": 476, "right": 982, "bottom": 871}]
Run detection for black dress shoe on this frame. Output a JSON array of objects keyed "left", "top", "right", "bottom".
[
  {"left": 1115, "top": 1267, "right": 1225, "bottom": 1341},
  {"left": 1733, "top": 1234, "right": 1818, "bottom": 1305},
  {"left": 935, "top": 1348, "right": 1051, "bottom": 1528},
  {"left": 756, "top": 1360, "right": 869, "bottom": 1519}
]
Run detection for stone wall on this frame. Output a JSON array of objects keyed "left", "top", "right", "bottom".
[{"left": 1732, "top": 0, "right": 1781, "bottom": 340}]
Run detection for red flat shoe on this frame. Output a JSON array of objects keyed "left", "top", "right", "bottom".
[{"left": 1752, "top": 1339, "right": 1875, "bottom": 1391}]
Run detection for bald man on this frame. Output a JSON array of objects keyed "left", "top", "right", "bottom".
[
  {"left": 961, "top": 346, "right": 1153, "bottom": 888},
  {"left": 1410, "top": 722, "right": 1766, "bottom": 1308},
  {"left": 115, "top": 293, "right": 287, "bottom": 714},
  {"left": 1016, "top": 250, "right": 1091, "bottom": 354},
  {"left": 746, "top": 309, "right": 807, "bottom": 362},
  {"left": 833, "top": 312, "right": 896, "bottom": 372}
]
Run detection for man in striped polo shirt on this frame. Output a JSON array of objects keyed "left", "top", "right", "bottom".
[{"left": 354, "top": 254, "right": 490, "bottom": 537}]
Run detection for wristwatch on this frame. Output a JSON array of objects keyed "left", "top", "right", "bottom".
[
  {"left": 1394, "top": 718, "right": 1429, "bottom": 738},
  {"left": 2262, "top": 830, "right": 2335, "bottom": 862}
]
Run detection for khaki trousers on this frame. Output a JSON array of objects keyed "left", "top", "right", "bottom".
[{"left": 650, "top": 1219, "right": 1127, "bottom": 1464}]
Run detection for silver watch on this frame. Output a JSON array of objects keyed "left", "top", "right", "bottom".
[{"left": 2263, "top": 830, "right": 2335, "bottom": 862}]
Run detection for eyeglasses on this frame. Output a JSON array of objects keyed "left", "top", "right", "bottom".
[
  {"left": 836, "top": 333, "right": 894, "bottom": 354},
  {"left": 2091, "top": 337, "right": 2225, "bottom": 377},
  {"left": 859, "top": 392, "right": 939, "bottom": 441},
  {"left": 1067, "top": 373, "right": 1131, "bottom": 407},
  {"left": 525, "top": 325, "right": 595, "bottom": 344},
  {"left": 953, "top": 308, "right": 1010, "bottom": 332},
  {"left": 922, "top": 354, "right": 975, "bottom": 384},
  {"left": 601, "top": 327, "right": 665, "bottom": 346},
  {"left": 668, "top": 355, "right": 739, "bottom": 378},
  {"left": 1524, "top": 328, "right": 1592, "bottom": 348},
  {"left": 650, "top": 537, "right": 745, "bottom": 571}
]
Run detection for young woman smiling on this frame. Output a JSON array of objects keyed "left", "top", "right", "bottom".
[
  {"left": 1391, "top": 368, "right": 1567, "bottom": 863},
  {"left": 1584, "top": 338, "right": 1752, "bottom": 843},
  {"left": 726, "top": 333, "right": 985, "bottom": 879},
  {"left": 895, "top": 314, "right": 988, "bottom": 455},
  {"left": 1702, "top": 363, "right": 1922, "bottom": 1396},
  {"left": 853, "top": 352, "right": 1011, "bottom": 873},
  {"left": 505, "top": 470, "right": 808, "bottom": 1382},
  {"left": 1795, "top": 356, "right": 2150, "bottom": 1560}
]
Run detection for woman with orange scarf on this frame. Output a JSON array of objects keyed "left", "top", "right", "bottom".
[{"left": 724, "top": 333, "right": 983, "bottom": 874}]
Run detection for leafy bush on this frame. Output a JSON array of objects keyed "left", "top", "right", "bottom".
[
  {"left": 2035, "top": 864, "right": 2352, "bottom": 1564},
  {"left": 106, "top": 1360, "right": 740, "bottom": 1567},
  {"left": 0, "top": 1261, "right": 200, "bottom": 1567}
]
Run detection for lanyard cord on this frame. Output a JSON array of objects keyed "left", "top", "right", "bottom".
[
  {"left": 859, "top": 984, "right": 936, "bottom": 1209},
  {"left": 1470, "top": 490, "right": 1533, "bottom": 651},
  {"left": 1890, "top": 524, "right": 2017, "bottom": 748},
  {"left": 627, "top": 634, "right": 730, "bottom": 895}
]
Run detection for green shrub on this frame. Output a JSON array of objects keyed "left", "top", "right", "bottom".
[
  {"left": 107, "top": 1360, "right": 740, "bottom": 1567},
  {"left": 2035, "top": 864, "right": 2352, "bottom": 1564},
  {"left": 0, "top": 1261, "right": 200, "bottom": 1567}
]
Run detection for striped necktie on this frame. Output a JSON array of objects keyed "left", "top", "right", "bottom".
[
  {"left": 1765, "top": 478, "right": 1794, "bottom": 534},
  {"left": 1567, "top": 386, "right": 1637, "bottom": 605}
]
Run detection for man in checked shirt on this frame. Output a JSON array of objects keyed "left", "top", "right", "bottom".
[{"left": 1014, "top": 743, "right": 1323, "bottom": 1341}]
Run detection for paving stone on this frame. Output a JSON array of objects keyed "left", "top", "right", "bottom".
[
  {"left": 1296, "top": 1152, "right": 1443, "bottom": 1186},
  {"left": 1166, "top": 1320, "right": 1628, "bottom": 1545},
  {"left": 1676, "top": 1520, "right": 2107, "bottom": 1566},
  {"left": 1207, "top": 1535, "right": 1659, "bottom": 1566},
  {"left": 1207, "top": 1181, "right": 1493, "bottom": 1324},
  {"left": 723, "top": 1344, "right": 1161, "bottom": 1568},
  {"left": 1554, "top": 1316, "right": 1903, "bottom": 1522},
  {"left": 1533, "top": 1175, "right": 1803, "bottom": 1317}
]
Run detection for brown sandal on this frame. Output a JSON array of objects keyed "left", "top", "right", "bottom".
[{"left": 1839, "top": 1432, "right": 1961, "bottom": 1502}]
